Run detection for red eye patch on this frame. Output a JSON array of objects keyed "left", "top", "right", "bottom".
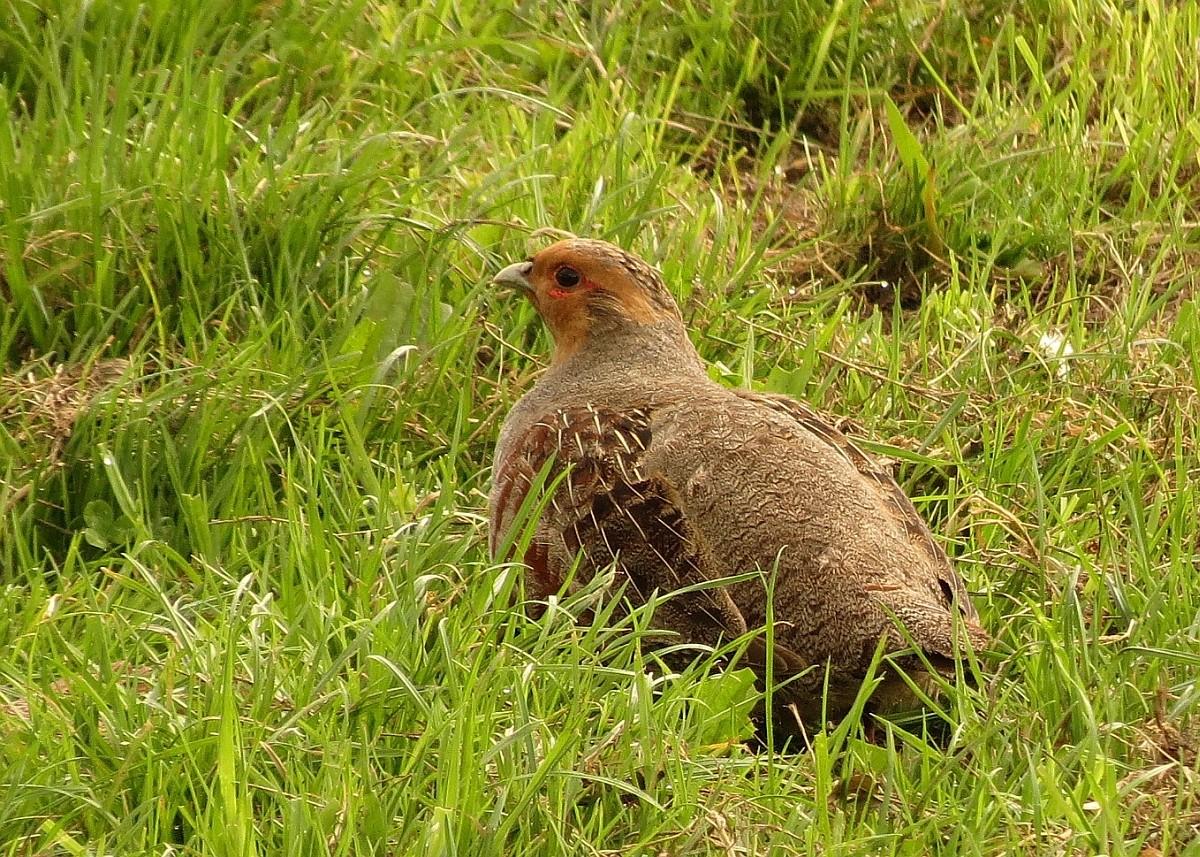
[{"left": 547, "top": 278, "right": 596, "bottom": 299}]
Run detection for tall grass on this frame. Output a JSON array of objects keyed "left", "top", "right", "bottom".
[{"left": 2, "top": 0, "right": 1198, "bottom": 853}]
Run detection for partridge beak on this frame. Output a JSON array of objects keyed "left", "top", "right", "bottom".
[{"left": 492, "top": 260, "right": 534, "bottom": 293}]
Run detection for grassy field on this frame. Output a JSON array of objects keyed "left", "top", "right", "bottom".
[{"left": 2, "top": 0, "right": 1199, "bottom": 853}]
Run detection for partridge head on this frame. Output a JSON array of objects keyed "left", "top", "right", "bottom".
[
  {"left": 492, "top": 238, "right": 689, "bottom": 364},
  {"left": 489, "top": 237, "right": 988, "bottom": 737}
]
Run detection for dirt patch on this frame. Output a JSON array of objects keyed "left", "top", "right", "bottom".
[
  {"left": 1117, "top": 696, "right": 1200, "bottom": 851},
  {"left": 0, "top": 357, "right": 132, "bottom": 512},
  {"left": 701, "top": 147, "right": 873, "bottom": 300},
  {"left": 1002, "top": 230, "right": 1199, "bottom": 330}
]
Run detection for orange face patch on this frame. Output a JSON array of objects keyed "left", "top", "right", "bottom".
[{"left": 520, "top": 239, "right": 670, "bottom": 362}]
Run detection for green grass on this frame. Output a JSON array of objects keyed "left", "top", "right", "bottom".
[{"left": 2, "top": 0, "right": 1199, "bottom": 853}]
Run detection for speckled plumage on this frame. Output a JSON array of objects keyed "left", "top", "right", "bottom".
[{"left": 489, "top": 238, "right": 988, "bottom": 731}]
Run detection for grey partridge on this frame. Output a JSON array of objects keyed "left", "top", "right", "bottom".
[{"left": 488, "top": 237, "right": 988, "bottom": 733}]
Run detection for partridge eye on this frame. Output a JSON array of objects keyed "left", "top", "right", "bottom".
[{"left": 554, "top": 266, "right": 582, "bottom": 288}]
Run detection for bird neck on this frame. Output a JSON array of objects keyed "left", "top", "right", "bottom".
[{"left": 549, "top": 318, "right": 706, "bottom": 378}]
